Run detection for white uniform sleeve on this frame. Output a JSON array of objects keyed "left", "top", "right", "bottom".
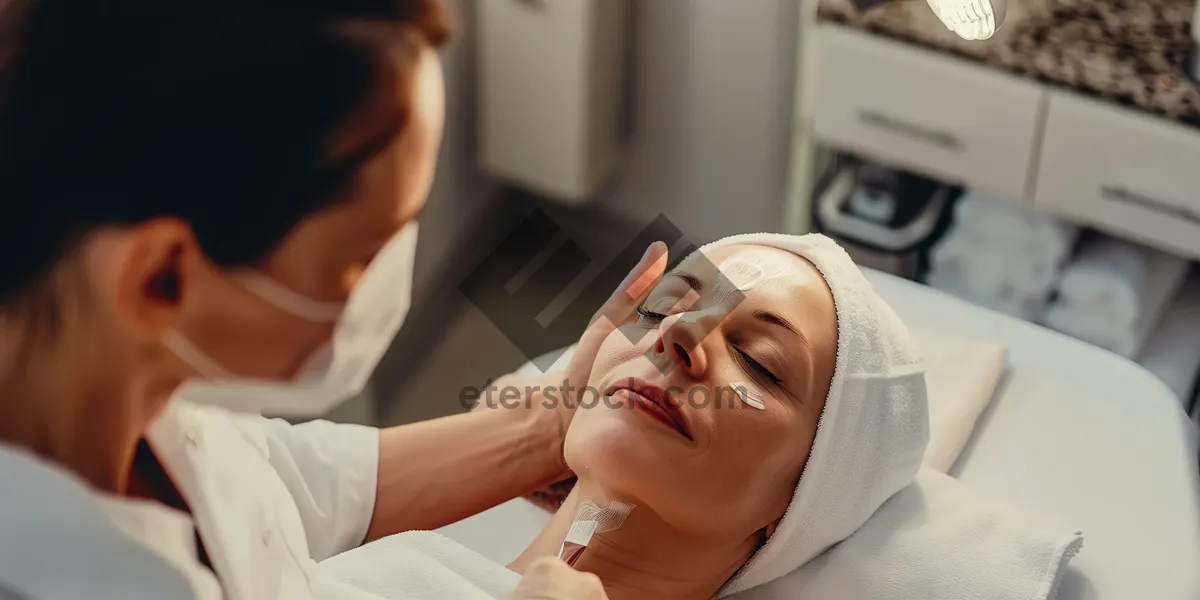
[{"left": 252, "top": 417, "right": 381, "bottom": 561}]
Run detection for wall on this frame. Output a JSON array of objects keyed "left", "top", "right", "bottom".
[
  {"left": 412, "top": 0, "right": 804, "bottom": 301},
  {"left": 412, "top": 0, "right": 497, "bottom": 300},
  {"left": 597, "top": 0, "right": 802, "bottom": 242}
]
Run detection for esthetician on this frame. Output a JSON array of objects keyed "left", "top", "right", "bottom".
[{"left": 0, "top": 0, "right": 663, "bottom": 598}]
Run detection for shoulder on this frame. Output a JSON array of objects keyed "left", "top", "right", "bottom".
[{"left": 0, "top": 445, "right": 203, "bottom": 600}]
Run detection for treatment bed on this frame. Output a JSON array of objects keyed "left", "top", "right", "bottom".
[{"left": 436, "top": 270, "right": 1200, "bottom": 599}]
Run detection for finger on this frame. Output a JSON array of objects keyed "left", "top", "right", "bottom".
[{"left": 590, "top": 241, "right": 669, "bottom": 330}]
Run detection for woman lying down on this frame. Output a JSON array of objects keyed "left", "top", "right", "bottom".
[{"left": 319, "top": 233, "right": 930, "bottom": 599}]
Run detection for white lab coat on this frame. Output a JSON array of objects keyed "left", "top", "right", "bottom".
[{"left": 0, "top": 398, "right": 517, "bottom": 600}]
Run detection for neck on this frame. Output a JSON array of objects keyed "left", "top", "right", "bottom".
[
  {"left": 0, "top": 330, "right": 155, "bottom": 494},
  {"left": 535, "top": 480, "right": 757, "bottom": 600}
]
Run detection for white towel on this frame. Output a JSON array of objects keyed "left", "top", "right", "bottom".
[
  {"left": 1046, "top": 242, "right": 1189, "bottom": 359},
  {"left": 926, "top": 196, "right": 1076, "bottom": 323},
  {"left": 729, "top": 468, "right": 1084, "bottom": 600},
  {"left": 1056, "top": 238, "right": 1189, "bottom": 327},
  {"left": 316, "top": 531, "right": 520, "bottom": 600},
  {"left": 912, "top": 329, "right": 1007, "bottom": 472},
  {"left": 696, "top": 234, "right": 930, "bottom": 597},
  {"left": 1137, "top": 274, "right": 1200, "bottom": 404},
  {"left": 951, "top": 192, "right": 1079, "bottom": 263}
]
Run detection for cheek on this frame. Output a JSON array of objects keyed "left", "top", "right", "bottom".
[
  {"left": 588, "top": 325, "right": 657, "bottom": 389},
  {"left": 691, "top": 411, "right": 809, "bottom": 527}
]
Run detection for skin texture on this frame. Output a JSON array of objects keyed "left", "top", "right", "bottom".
[{"left": 513, "top": 244, "right": 838, "bottom": 600}]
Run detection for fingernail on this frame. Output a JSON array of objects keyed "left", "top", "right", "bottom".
[
  {"left": 618, "top": 243, "right": 661, "bottom": 290},
  {"left": 640, "top": 242, "right": 660, "bottom": 263}
]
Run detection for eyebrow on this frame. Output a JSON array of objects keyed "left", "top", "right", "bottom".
[
  {"left": 753, "top": 309, "right": 802, "bottom": 339},
  {"left": 666, "top": 270, "right": 704, "bottom": 293}
]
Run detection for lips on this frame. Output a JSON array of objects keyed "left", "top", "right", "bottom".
[{"left": 606, "top": 378, "right": 692, "bottom": 440}]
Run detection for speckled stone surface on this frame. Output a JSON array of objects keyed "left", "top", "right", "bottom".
[{"left": 819, "top": 0, "right": 1200, "bottom": 127}]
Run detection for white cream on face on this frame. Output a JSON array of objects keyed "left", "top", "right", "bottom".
[
  {"left": 731, "top": 381, "right": 767, "bottom": 411},
  {"left": 710, "top": 249, "right": 796, "bottom": 309}
]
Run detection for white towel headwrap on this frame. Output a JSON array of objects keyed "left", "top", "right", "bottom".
[{"left": 698, "top": 233, "right": 930, "bottom": 597}]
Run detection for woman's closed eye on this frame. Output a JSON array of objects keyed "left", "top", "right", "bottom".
[
  {"left": 735, "top": 347, "right": 781, "bottom": 385},
  {"left": 636, "top": 305, "right": 668, "bottom": 326}
]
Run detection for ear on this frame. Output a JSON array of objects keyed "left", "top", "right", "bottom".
[{"left": 102, "top": 218, "right": 203, "bottom": 341}]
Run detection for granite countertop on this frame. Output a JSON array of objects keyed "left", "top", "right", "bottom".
[{"left": 818, "top": 0, "right": 1200, "bottom": 127}]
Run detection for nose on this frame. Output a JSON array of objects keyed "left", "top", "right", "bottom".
[{"left": 653, "top": 309, "right": 719, "bottom": 379}]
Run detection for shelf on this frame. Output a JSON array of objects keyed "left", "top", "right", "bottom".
[{"left": 817, "top": 0, "right": 1200, "bottom": 129}]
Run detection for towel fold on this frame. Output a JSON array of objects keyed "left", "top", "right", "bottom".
[
  {"left": 316, "top": 531, "right": 521, "bottom": 600},
  {"left": 951, "top": 192, "right": 1079, "bottom": 264},
  {"left": 1057, "top": 237, "right": 1189, "bottom": 327},
  {"left": 912, "top": 329, "right": 1007, "bottom": 472},
  {"left": 925, "top": 192, "right": 1077, "bottom": 322},
  {"left": 1046, "top": 238, "right": 1189, "bottom": 359},
  {"left": 731, "top": 468, "right": 1084, "bottom": 600},
  {"left": 1137, "top": 274, "right": 1200, "bottom": 404}
]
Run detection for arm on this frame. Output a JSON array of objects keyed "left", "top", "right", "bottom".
[
  {"left": 364, "top": 381, "right": 569, "bottom": 541},
  {"left": 365, "top": 240, "right": 668, "bottom": 544}
]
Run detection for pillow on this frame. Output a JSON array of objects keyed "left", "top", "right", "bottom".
[{"left": 730, "top": 467, "right": 1083, "bottom": 600}]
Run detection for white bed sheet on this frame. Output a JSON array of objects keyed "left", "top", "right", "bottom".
[{"left": 438, "top": 270, "right": 1200, "bottom": 599}]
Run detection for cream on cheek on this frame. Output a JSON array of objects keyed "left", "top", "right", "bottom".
[{"left": 730, "top": 381, "right": 767, "bottom": 411}]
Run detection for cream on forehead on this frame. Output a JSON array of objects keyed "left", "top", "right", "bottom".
[{"left": 718, "top": 248, "right": 795, "bottom": 292}]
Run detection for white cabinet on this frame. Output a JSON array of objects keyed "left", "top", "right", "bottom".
[
  {"left": 1033, "top": 92, "right": 1200, "bottom": 260},
  {"left": 478, "top": 0, "right": 630, "bottom": 203},
  {"left": 811, "top": 25, "right": 1045, "bottom": 202}
]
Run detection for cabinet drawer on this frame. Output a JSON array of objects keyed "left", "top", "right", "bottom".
[
  {"left": 812, "top": 25, "right": 1044, "bottom": 201},
  {"left": 1034, "top": 93, "right": 1200, "bottom": 260}
]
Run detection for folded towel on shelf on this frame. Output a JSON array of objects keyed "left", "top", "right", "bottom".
[
  {"left": 1057, "top": 238, "right": 1189, "bottom": 326},
  {"left": 926, "top": 194, "right": 1077, "bottom": 323},
  {"left": 950, "top": 192, "right": 1079, "bottom": 264},
  {"left": 1137, "top": 274, "right": 1200, "bottom": 404},
  {"left": 731, "top": 467, "right": 1084, "bottom": 600},
  {"left": 1046, "top": 240, "right": 1189, "bottom": 359},
  {"left": 926, "top": 259, "right": 1051, "bottom": 322}
]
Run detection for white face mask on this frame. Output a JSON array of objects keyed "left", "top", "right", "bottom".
[{"left": 164, "top": 223, "right": 419, "bottom": 417}]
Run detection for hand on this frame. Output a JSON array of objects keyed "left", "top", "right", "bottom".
[
  {"left": 476, "top": 242, "right": 667, "bottom": 490},
  {"left": 558, "top": 241, "right": 668, "bottom": 436},
  {"left": 504, "top": 557, "right": 609, "bottom": 600}
]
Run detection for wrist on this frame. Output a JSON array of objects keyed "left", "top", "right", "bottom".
[{"left": 520, "top": 381, "right": 572, "bottom": 483}]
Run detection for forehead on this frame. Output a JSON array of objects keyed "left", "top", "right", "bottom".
[
  {"left": 676, "top": 244, "right": 823, "bottom": 289},
  {"left": 668, "top": 243, "right": 830, "bottom": 315}
]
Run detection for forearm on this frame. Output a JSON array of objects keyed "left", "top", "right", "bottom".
[{"left": 364, "top": 403, "right": 566, "bottom": 541}]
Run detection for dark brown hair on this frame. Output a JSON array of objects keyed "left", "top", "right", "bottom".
[{"left": 0, "top": 0, "right": 451, "bottom": 305}]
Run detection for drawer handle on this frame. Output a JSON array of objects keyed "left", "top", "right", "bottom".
[
  {"left": 859, "top": 110, "right": 962, "bottom": 152},
  {"left": 1100, "top": 185, "right": 1200, "bottom": 226}
]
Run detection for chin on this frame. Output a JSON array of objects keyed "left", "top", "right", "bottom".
[{"left": 564, "top": 406, "right": 687, "bottom": 506}]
